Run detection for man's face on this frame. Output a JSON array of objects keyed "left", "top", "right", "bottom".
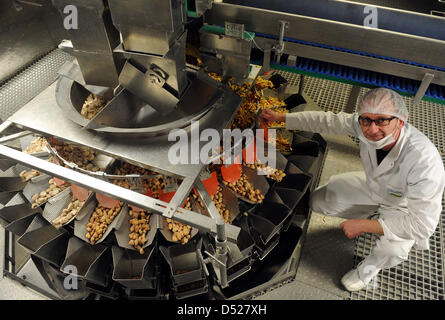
[{"left": 359, "top": 113, "right": 401, "bottom": 142}]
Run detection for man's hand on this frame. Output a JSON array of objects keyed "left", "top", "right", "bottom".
[
  {"left": 260, "top": 109, "right": 286, "bottom": 123},
  {"left": 340, "top": 219, "right": 384, "bottom": 239}
]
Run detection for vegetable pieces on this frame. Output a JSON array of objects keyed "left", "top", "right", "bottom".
[
  {"left": 85, "top": 202, "right": 122, "bottom": 245},
  {"left": 128, "top": 208, "right": 151, "bottom": 255},
  {"left": 52, "top": 197, "right": 85, "bottom": 228},
  {"left": 244, "top": 160, "right": 286, "bottom": 182},
  {"left": 210, "top": 186, "right": 231, "bottom": 224},
  {"left": 166, "top": 196, "right": 193, "bottom": 245},
  {"left": 222, "top": 173, "right": 265, "bottom": 203},
  {"left": 81, "top": 94, "right": 106, "bottom": 120},
  {"left": 25, "top": 137, "right": 47, "bottom": 154},
  {"left": 52, "top": 140, "right": 100, "bottom": 172},
  {"left": 31, "top": 178, "right": 69, "bottom": 208},
  {"left": 19, "top": 169, "right": 40, "bottom": 182}
]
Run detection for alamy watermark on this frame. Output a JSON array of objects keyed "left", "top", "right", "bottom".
[
  {"left": 62, "top": 265, "right": 78, "bottom": 290},
  {"left": 363, "top": 265, "right": 380, "bottom": 289},
  {"left": 363, "top": 6, "right": 378, "bottom": 28},
  {"left": 63, "top": 5, "right": 78, "bottom": 30},
  {"left": 167, "top": 122, "right": 277, "bottom": 173}
]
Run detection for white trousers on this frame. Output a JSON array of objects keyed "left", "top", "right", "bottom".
[{"left": 309, "top": 171, "right": 415, "bottom": 285}]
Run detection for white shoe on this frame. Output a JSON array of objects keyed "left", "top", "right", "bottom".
[{"left": 341, "top": 268, "right": 366, "bottom": 292}]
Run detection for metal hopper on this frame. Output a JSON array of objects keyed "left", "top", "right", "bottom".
[
  {"left": 17, "top": 214, "right": 70, "bottom": 266},
  {"left": 111, "top": 245, "right": 157, "bottom": 289},
  {"left": 257, "top": 144, "right": 289, "bottom": 188},
  {"left": 273, "top": 173, "right": 313, "bottom": 212},
  {"left": 287, "top": 154, "right": 321, "bottom": 176},
  {"left": 159, "top": 196, "right": 200, "bottom": 244},
  {"left": 43, "top": 187, "right": 93, "bottom": 228},
  {"left": 0, "top": 155, "right": 17, "bottom": 171},
  {"left": 291, "top": 131, "right": 322, "bottom": 157},
  {"left": 114, "top": 207, "right": 158, "bottom": 251},
  {"left": 60, "top": 236, "right": 111, "bottom": 287},
  {"left": 74, "top": 194, "right": 126, "bottom": 244},
  {"left": 202, "top": 218, "right": 255, "bottom": 285},
  {"left": 22, "top": 174, "right": 70, "bottom": 209},
  {"left": 159, "top": 238, "right": 208, "bottom": 298},
  {"left": 254, "top": 233, "right": 281, "bottom": 261},
  {"left": 224, "top": 166, "right": 270, "bottom": 205},
  {"left": 21, "top": 174, "right": 51, "bottom": 203},
  {"left": 19, "top": 135, "right": 50, "bottom": 159},
  {"left": 0, "top": 191, "right": 18, "bottom": 206},
  {"left": 225, "top": 225, "right": 255, "bottom": 282},
  {"left": 196, "top": 184, "right": 240, "bottom": 224},
  {"left": 0, "top": 176, "right": 26, "bottom": 192},
  {"left": 0, "top": 203, "right": 42, "bottom": 236},
  {"left": 247, "top": 200, "right": 291, "bottom": 245}
]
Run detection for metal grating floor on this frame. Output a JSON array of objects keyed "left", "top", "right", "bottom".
[{"left": 276, "top": 70, "right": 445, "bottom": 300}]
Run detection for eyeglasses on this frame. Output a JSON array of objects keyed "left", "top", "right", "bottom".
[{"left": 358, "top": 116, "right": 397, "bottom": 127}]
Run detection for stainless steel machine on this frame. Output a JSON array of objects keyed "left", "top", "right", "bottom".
[{"left": 0, "top": 0, "right": 444, "bottom": 300}]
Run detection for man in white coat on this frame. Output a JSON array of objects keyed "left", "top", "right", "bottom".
[{"left": 261, "top": 87, "right": 445, "bottom": 291}]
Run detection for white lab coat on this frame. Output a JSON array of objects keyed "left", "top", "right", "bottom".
[{"left": 286, "top": 111, "right": 445, "bottom": 251}]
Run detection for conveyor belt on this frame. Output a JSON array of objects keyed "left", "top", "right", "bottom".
[{"left": 252, "top": 33, "right": 445, "bottom": 104}]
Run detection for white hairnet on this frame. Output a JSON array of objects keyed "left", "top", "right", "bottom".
[{"left": 357, "top": 88, "right": 408, "bottom": 122}]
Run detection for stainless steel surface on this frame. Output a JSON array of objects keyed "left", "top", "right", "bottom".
[
  {"left": 52, "top": 0, "right": 117, "bottom": 53},
  {"left": 194, "top": 179, "right": 224, "bottom": 222},
  {"left": 199, "top": 29, "right": 253, "bottom": 81},
  {"left": 0, "top": 49, "right": 74, "bottom": 123},
  {"left": 275, "top": 20, "right": 289, "bottom": 63},
  {"left": 164, "top": 176, "right": 196, "bottom": 218},
  {"left": 111, "top": 245, "right": 157, "bottom": 289},
  {"left": 0, "top": 224, "right": 4, "bottom": 279},
  {"left": 0, "top": 131, "right": 33, "bottom": 144},
  {"left": 55, "top": 72, "right": 227, "bottom": 137},
  {"left": 57, "top": 60, "right": 111, "bottom": 97},
  {"left": 159, "top": 238, "right": 207, "bottom": 288},
  {"left": 344, "top": 86, "right": 362, "bottom": 114},
  {"left": 0, "top": 144, "right": 241, "bottom": 242},
  {"left": 205, "top": 2, "right": 445, "bottom": 69},
  {"left": 215, "top": 222, "right": 229, "bottom": 288},
  {"left": 41, "top": 187, "right": 72, "bottom": 225},
  {"left": 0, "top": 204, "right": 42, "bottom": 237},
  {"left": 71, "top": 51, "right": 119, "bottom": 89},
  {"left": 52, "top": 0, "right": 120, "bottom": 87},
  {"left": 0, "top": 176, "right": 26, "bottom": 193},
  {"left": 8, "top": 80, "right": 239, "bottom": 176},
  {"left": 108, "top": 0, "right": 185, "bottom": 56},
  {"left": 0, "top": 121, "right": 13, "bottom": 134},
  {"left": 114, "top": 208, "right": 158, "bottom": 250},
  {"left": 413, "top": 73, "right": 435, "bottom": 106},
  {"left": 15, "top": 257, "right": 60, "bottom": 298},
  {"left": 17, "top": 214, "right": 69, "bottom": 266},
  {"left": 118, "top": 61, "right": 179, "bottom": 115},
  {"left": 200, "top": 31, "right": 252, "bottom": 55},
  {"left": 114, "top": 30, "right": 189, "bottom": 98},
  {"left": 0, "top": 0, "right": 65, "bottom": 84},
  {"left": 60, "top": 236, "right": 110, "bottom": 287}
]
